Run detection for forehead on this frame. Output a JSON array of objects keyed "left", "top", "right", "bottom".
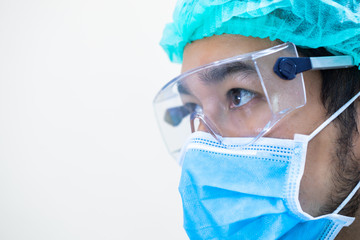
[{"left": 181, "top": 34, "right": 279, "bottom": 73}]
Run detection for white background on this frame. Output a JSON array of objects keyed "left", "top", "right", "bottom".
[{"left": 0, "top": 0, "right": 188, "bottom": 239}]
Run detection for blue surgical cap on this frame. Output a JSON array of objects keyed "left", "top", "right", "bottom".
[{"left": 160, "top": 0, "right": 360, "bottom": 68}]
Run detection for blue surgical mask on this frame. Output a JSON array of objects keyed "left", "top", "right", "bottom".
[{"left": 178, "top": 92, "right": 360, "bottom": 240}]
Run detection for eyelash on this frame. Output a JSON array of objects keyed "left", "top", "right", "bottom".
[
  {"left": 227, "top": 88, "right": 256, "bottom": 109},
  {"left": 181, "top": 88, "right": 257, "bottom": 116}
]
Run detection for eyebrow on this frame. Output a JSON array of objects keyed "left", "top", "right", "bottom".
[
  {"left": 200, "top": 61, "right": 256, "bottom": 84},
  {"left": 177, "top": 61, "right": 256, "bottom": 95}
]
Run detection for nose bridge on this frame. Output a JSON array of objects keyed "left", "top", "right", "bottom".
[
  {"left": 191, "top": 84, "right": 236, "bottom": 138},
  {"left": 202, "top": 94, "right": 226, "bottom": 122},
  {"left": 197, "top": 98, "right": 253, "bottom": 138},
  {"left": 191, "top": 98, "right": 226, "bottom": 139}
]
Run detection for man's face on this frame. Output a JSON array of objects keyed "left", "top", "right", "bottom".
[{"left": 181, "top": 34, "right": 341, "bottom": 217}]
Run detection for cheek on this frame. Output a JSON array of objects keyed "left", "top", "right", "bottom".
[
  {"left": 299, "top": 123, "right": 337, "bottom": 216},
  {"left": 267, "top": 70, "right": 326, "bottom": 138},
  {"left": 265, "top": 70, "right": 337, "bottom": 216},
  {"left": 266, "top": 106, "right": 325, "bottom": 140}
]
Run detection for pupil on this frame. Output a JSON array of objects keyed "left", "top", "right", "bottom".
[{"left": 232, "top": 89, "right": 241, "bottom": 105}]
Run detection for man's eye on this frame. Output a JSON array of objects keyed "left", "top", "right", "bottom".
[{"left": 228, "top": 88, "right": 255, "bottom": 109}]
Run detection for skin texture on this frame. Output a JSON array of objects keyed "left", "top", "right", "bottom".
[{"left": 181, "top": 34, "right": 360, "bottom": 239}]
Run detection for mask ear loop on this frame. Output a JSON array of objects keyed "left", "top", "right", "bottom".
[
  {"left": 307, "top": 91, "right": 360, "bottom": 215},
  {"left": 333, "top": 181, "right": 360, "bottom": 214},
  {"left": 308, "top": 91, "right": 360, "bottom": 142}
]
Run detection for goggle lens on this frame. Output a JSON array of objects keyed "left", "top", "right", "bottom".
[{"left": 154, "top": 42, "right": 306, "bottom": 161}]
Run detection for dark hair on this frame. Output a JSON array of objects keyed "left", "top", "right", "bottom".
[{"left": 298, "top": 47, "right": 360, "bottom": 216}]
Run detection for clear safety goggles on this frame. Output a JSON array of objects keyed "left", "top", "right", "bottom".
[{"left": 153, "top": 42, "right": 354, "bottom": 160}]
